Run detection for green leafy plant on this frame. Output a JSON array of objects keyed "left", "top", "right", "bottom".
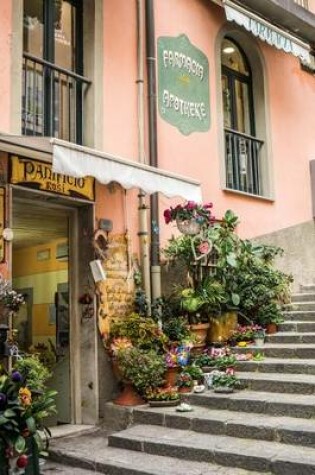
[
  {"left": 214, "top": 354, "right": 237, "bottom": 371},
  {"left": 212, "top": 372, "right": 240, "bottom": 389},
  {"left": 109, "top": 313, "right": 168, "bottom": 352},
  {"left": 14, "top": 355, "right": 52, "bottom": 392},
  {"left": 116, "top": 348, "right": 166, "bottom": 394},
  {"left": 182, "top": 365, "right": 204, "bottom": 382},
  {"left": 0, "top": 360, "right": 57, "bottom": 471},
  {"left": 192, "top": 352, "right": 216, "bottom": 368}
]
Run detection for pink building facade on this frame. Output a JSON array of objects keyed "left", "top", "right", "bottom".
[{"left": 0, "top": 0, "right": 314, "bottom": 423}]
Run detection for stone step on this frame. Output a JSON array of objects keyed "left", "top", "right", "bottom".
[
  {"left": 132, "top": 405, "right": 315, "bottom": 448},
  {"left": 187, "top": 390, "right": 315, "bottom": 419},
  {"left": 282, "top": 310, "right": 315, "bottom": 321},
  {"left": 284, "top": 301, "right": 315, "bottom": 312},
  {"left": 233, "top": 343, "right": 315, "bottom": 359},
  {"left": 50, "top": 435, "right": 268, "bottom": 475},
  {"left": 108, "top": 424, "right": 315, "bottom": 474},
  {"left": 279, "top": 321, "right": 315, "bottom": 332},
  {"left": 266, "top": 332, "right": 315, "bottom": 343},
  {"left": 300, "top": 284, "right": 315, "bottom": 293},
  {"left": 236, "top": 358, "right": 315, "bottom": 375},
  {"left": 291, "top": 293, "right": 315, "bottom": 303},
  {"left": 238, "top": 371, "right": 315, "bottom": 395}
]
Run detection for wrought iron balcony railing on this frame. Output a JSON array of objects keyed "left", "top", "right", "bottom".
[
  {"left": 22, "top": 53, "right": 91, "bottom": 144},
  {"left": 225, "top": 128, "right": 264, "bottom": 196}
]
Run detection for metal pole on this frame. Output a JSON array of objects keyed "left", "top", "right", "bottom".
[{"left": 145, "top": 0, "right": 161, "bottom": 301}]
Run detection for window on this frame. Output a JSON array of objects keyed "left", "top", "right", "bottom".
[
  {"left": 22, "top": 0, "right": 90, "bottom": 144},
  {"left": 221, "top": 38, "right": 264, "bottom": 196}
]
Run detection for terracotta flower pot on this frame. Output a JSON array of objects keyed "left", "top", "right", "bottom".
[
  {"left": 113, "top": 383, "right": 145, "bottom": 406},
  {"left": 165, "top": 366, "right": 181, "bottom": 387},
  {"left": 266, "top": 323, "right": 278, "bottom": 335},
  {"left": 178, "top": 386, "right": 193, "bottom": 394},
  {"left": 190, "top": 323, "right": 210, "bottom": 348}
]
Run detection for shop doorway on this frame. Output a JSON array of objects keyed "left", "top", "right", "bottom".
[{"left": 12, "top": 192, "right": 73, "bottom": 424}]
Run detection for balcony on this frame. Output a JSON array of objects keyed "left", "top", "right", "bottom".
[
  {"left": 22, "top": 53, "right": 91, "bottom": 145},
  {"left": 225, "top": 128, "right": 264, "bottom": 196}
]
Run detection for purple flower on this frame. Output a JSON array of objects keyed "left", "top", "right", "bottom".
[{"left": 11, "top": 370, "right": 23, "bottom": 383}]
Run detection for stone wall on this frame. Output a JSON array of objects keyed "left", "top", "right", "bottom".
[
  {"left": 97, "top": 233, "right": 135, "bottom": 409},
  {"left": 253, "top": 220, "right": 315, "bottom": 291}
]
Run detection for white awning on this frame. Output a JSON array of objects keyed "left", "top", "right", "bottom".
[
  {"left": 223, "top": 0, "right": 311, "bottom": 64},
  {"left": 51, "top": 139, "right": 202, "bottom": 202}
]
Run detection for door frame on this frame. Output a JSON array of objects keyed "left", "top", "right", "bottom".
[{"left": 9, "top": 185, "right": 93, "bottom": 424}]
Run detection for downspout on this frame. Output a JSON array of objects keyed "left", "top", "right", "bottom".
[
  {"left": 136, "top": 0, "right": 152, "bottom": 307},
  {"left": 145, "top": 0, "right": 161, "bottom": 302}
]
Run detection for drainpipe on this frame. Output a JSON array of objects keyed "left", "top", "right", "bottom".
[
  {"left": 136, "top": 0, "right": 152, "bottom": 308},
  {"left": 145, "top": 0, "right": 161, "bottom": 302}
]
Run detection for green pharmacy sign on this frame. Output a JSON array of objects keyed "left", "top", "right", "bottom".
[{"left": 158, "top": 34, "right": 210, "bottom": 135}]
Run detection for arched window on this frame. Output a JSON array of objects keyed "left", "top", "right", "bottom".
[{"left": 221, "top": 38, "right": 263, "bottom": 196}]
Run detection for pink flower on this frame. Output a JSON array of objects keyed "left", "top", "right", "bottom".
[
  {"left": 185, "top": 201, "right": 196, "bottom": 210},
  {"left": 226, "top": 367, "right": 235, "bottom": 376},
  {"left": 163, "top": 209, "right": 172, "bottom": 224},
  {"left": 204, "top": 202, "right": 213, "bottom": 209},
  {"left": 198, "top": 241, "right": 210, "bottom": 254}
]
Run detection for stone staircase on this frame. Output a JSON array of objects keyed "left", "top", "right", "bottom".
[{"left": 51, "top": 285, "right": 315, "bottom": 474}]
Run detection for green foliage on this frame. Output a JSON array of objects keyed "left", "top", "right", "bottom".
[
  {"left": 214, "top": 354, "right": 237, "bottom": 371},
  {"left": 109, "top": 313, "right": 168, "bottom": 352},
  {"left": 0, "top": 360, "right": 56, "bottom": 461},
  {"left": 182, "top": 365, "right": 204, "bottom": 381},
  {"left": 116, "top": 348, "right": 166, "bottom": 394},
  {"left": 212, "top": 372, "right": 241, "bottom": 388},
  {"left": 146, "top": 386, "right": 179, "bottom": 401},
  {"left": 14, "top": 355, "right": 52, "bottom": 392},
  {"left": 192, "top": 352, "right": 216, "bottom": 368}
]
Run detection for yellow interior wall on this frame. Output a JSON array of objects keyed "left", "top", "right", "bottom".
[{"left": 13, "top": 239, "right": 68, "bottom": 342}]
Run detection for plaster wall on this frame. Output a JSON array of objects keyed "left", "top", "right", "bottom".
[{"left": 153, "top": 0, "right": 315, "bottom": 242}]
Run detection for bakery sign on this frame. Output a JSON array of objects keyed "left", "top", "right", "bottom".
[
  {"left": 158, "top": 34, "right": 210, "bottom": 135},
  {"left": 10, "top": 156, "right": 95, "bottom": 201}
]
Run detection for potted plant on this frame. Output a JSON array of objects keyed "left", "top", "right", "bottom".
[
  {"left": 176, "top": 372, "right": 193, "bottom": 393},
  {"left": 253, "top": 328, "right": 265, "bottom": 346},
  {"left": 212, "top": 371, "right": 241, "bottom": 393},
  {"left": 114, "top": 348, "right": 166, "bottom": 406},
  {"left": 192, "top": 351, "right": 217, "bottom": 372},
  {"left": 146, "top": 386, "right": 180, "bottom": 407},
  {"left": 214, "top": 354, "right": 237, "bottom": 372},
  {"left": 163, "top": 201, "right": 214, "bottom": 235},
  {"left": 182, "top": 365, "right": 204, "bottom": 385},
  {"left": 0, "top": 356, "right": 57, "bottom": 475}
]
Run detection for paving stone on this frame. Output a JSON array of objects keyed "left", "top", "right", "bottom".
[
  {"left": 283, "top": 311, "right": 315, "bottom": 321},
  {"left": 236, "top": 358, "right": 315, "bottom": 374},
  {"left": 238, "top": 371, "right": 315, "bottom": 394},
  {"left": 286, "top": 302, "right": 315, "bottom": 312},
  {"left": 266, "top": 332, "right": 315, "bottom": 344}
]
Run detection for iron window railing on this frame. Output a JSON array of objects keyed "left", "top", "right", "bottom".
[
  {"left": 225, "top": 128, "right": 264, "bottom": 196},
  {"left": 22, "top": 53, "right": 91, "bottom": 144},
  {"left": 294, "top": 0, "right": 309, "bottom": 8}
]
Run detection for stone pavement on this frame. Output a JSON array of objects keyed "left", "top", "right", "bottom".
[{"left": 43, "top": 460, "right": 102, "bottom": 474}]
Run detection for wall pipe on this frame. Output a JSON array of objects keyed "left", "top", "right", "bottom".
[
  {"left": 136, "top": 0, "right": 152, "bottom": 307},
  {"left": 145, "top": 0, "right": 161, "bottom": 302}
]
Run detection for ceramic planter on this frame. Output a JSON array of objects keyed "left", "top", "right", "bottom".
[
  {"left": 208, "top": 312, "right": 238, "bottom": 343},
  {"left": 213, "top": 386, "right": 234, "bottom": 394},
  {"left": 190, "top": 323, "right": 210, "bottom": 349},
  {"left": 178, "top": 386, "right": 193, "bottom": 394},
  {"left": 266, "top": 323, "right": 278, "bottom": 335}
]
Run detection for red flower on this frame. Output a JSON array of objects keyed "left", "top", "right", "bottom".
[
  {"left": 163, "top": 209, "right": 172, "bottom": 224},
  {"left": 185, "top": 201, "right": 196, "bottom": 210}
]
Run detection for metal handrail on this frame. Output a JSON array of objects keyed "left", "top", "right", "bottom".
[{"left": 23, "top": 52, "right": 91, "bottom": 84}]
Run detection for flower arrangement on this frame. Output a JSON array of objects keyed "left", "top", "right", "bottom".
[
  {"left": 163, "top": 201, "right": 214, "bottom": 226},
  {"left": 0, "top": 356, "right": 57, "bottom": 472},
  {"left": 146, "top": 386, "right": 179, "bottom": 402},
  {"left": 229, "top": 324, "right": 264, "bottom": 344}
]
